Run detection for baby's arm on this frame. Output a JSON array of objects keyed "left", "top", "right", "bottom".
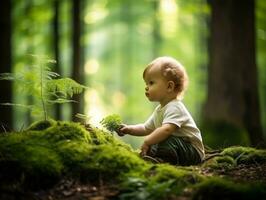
[
  {"left": 140, "top": 123, "right": 177, "bottom": 156},
  {"left": 118, "top": 124, "right": 151, "bottom": 136}
]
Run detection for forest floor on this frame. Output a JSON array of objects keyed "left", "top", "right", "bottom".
[
  {"left": 1, "top": 121, "right": 266, "bottom": 200},
  {"left": 30, "top": 161, "right": 266, "bottom": 200}
]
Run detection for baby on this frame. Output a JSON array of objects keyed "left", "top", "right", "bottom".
[{"left": 118, "top": 57, "right": 204, "bottom": 165}]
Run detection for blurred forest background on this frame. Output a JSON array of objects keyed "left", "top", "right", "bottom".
[{"left": 0, "top": 0, "right": 265, "bottom": 149}]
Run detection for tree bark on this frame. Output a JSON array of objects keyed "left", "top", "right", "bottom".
[
  {"left": 152, "top": 0, "right": 161, "bottom": 58},
  {"left": 53, "top": 0, "right": 62, "bottom": 120},
  {"left": 204, "top": 0, "right": 265, "bottom": 147},
  {"left": 71, "top": 0, "right": 83, "bottom": 121},
  {"left": 0, "top": 0, "right": 12, "bottom": 131}
]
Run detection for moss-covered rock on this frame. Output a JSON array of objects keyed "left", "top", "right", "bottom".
[
  {"left": 26, "top": 119, "right": 56, "bottom": 131},
  {"left": 0, "top": 120, "right": 146, "bottom": 189},
  {"left": 202, "top": 155, "right": 236, "bottom": 170},
  {"left": 44, "top": 121, "right": 92, "bottom": 143},
  {"left": 222, "top": 146, "right": 266, "bottom": 164},
  {"left": 0, "top": 131, "right": 63, "bottom": 189}
]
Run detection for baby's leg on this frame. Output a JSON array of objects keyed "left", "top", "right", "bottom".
[{"left": 148, "top": 136, "right": 201, "bottom": 165}]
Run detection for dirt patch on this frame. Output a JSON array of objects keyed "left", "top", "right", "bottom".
[{"left": 33, "top": 179, "right": 119, "bottom": 200}]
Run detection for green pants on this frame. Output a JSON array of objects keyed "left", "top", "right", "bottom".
[{"left": 147, "top": 135, "right": 201, "bottom": 166}]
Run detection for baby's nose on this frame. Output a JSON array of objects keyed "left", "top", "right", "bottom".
[{"left": 145, "top": 86, "right": 148, "bottom": 91}]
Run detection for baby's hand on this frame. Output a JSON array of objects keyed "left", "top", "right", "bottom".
[
  {"left": 116, "top": 124, "right": 129, "bottom": 136},
  {"left": 140, "top": 142, "right": 150, "bottom": 157}
]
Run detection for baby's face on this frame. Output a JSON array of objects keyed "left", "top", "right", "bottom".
[{"left": 143, "top": 65, "right": 169, "bottom": 103}]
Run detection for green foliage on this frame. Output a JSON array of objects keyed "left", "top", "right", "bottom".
[
  {"left": 0, "top": 55, "right": 86, "bottom": 121},
  {"left": 119, "top": 164, "right": 204, "bottom": 200},
  {"left": 46, "top": 78, "right": 86, "bottom": 101},
  {"left": 100, "top": 114, "right": 122, "bottom": 133},
  {"left": 119, "top": 177, "right": 175, "bottom": 200},
  {"left": 149, "top": 164, "right": 204, "bottom": 184},
  {"left": 192, "top": 177, "right": 266, "bottom": 200}
]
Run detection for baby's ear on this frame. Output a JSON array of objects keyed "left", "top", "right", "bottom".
[{"left": 167, "top": 81, "right": 175, "bottom": 91}]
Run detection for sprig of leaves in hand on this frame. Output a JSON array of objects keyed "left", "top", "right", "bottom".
[{"left": 100, "top": 114, "right": 122, "bottom": 133}]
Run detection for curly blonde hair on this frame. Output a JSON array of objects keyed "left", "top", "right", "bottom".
[{"left": 143, "top": 56, "right": 189, "bottom": 98}]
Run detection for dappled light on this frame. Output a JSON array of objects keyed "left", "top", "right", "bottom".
[
  {"left": 159, "top": 0, "right": 178, "bottom": 37},
  {"left": 85, "top": 59, "right": 100, "bottom": 74},
  {"left": 85, "top": 89, "right": 105, "bottom": 127},
  {"left": 84, "top": 6, "right": 108, "bottom": 24}
]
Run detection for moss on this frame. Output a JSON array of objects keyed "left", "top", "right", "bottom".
[
  {"left": 221, "top": 146, "right": 256, "bottom": 158},
  {"left": 89, "top": 127, "right": 131, "bottom": 150},
  {"left": 151, "top": 165, "right": 204, "bottom": 194},
  {"left": 192, "top": 177, "right": 266, "bottom": 200},
  {"left": 203, "top": 155, "right": 236, "bottom": 170},
  {"left": 0, "top": 120, "right": 148, "bottom": 188},
  {"left": 26, "top": 119, "right": 56, "bottom": 131},
  {"left": 150, "top": 164, "right": 203, "bottom": 184},
  {"left": 119, "top": 164, "right": 205, "bottom": 200},
  {"left": 2, "top": 120, "right": 266, "bottom": 199},
  {"left": 221, "top": 146, "right": 266, "bottom": 165},
  {"left": 238, "top": 150, "right": 266, "bottom": 164},
  {"left": 81, "top": 144, "right": 148, "bottom": 180},
  {"left": 119, "top": 176, "right": 175, "bottom": 200},
  {"left": 55, "top": 140, "right": 91, "bottom": 172},
  {"left": 43, "top": 121, "right": 91, "bottom": 143},
  {"left": 0, "top": 132, "right": 63, "bottom": 189},
  {"left": 20, "top": 145, "right": 63, "bottom": 189}
]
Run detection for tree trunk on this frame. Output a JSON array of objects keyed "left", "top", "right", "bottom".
[
  {"left": 204, "top": 0, "right": 265, "bottom": 147},
  {"left": 0, "top": 0, "right": 12, "bottom": 131},
  {"left": 152, "top": 0, "right": 161, "bottom": 58},
  {"left": 71, "top": 0, "right": 83, "bottom": 121},
  {"left": 53, "top": 0, "right": 62, "bottom": 120}
]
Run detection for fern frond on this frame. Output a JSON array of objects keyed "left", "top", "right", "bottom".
[
  {"left": 46, "top": 78, "right": 87, "bottom": 97},
  {"left": 0, "top": 103, "right": 33, "bottom": 110},
  {"left": 46, "top": 99, "right": 76, "bottom": 104},
  {"left": 0, "top": 73, "right": 15, "bottom": 80},
  {"left": 0, "top": 54, "right": 87, "bottom": 121},
  {"left": 46, "top": 71, "right": 60, "bottom": 79}
]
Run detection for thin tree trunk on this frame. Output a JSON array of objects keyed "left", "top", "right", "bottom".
[
  {"left": 71, "top": 0, "right": 82, "bottom": 121},
  {"left": 53, "top": 0, "right": 62, "bottom": 120},
  {"left": 120, "top": 1, "right": 133, "bottom": 93},
  {"left": 0, "top": 0, "right": 12, "bottom": 131},
  {"left": 204, "top": 0, "right": 265, "bottom": 147},
  {"left": 152, "top": 0, "right": 161, "bottom": 58}
]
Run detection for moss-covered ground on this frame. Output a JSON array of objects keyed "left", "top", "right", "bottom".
[{"left": 0, "top": 120, "right": 266, "bottom": 200}]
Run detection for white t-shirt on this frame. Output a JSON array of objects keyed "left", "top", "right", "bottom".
[{"left": 144, "top": 99, "right": 205, "bottom": 160}]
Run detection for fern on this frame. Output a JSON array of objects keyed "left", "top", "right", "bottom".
[{"left": 0, "top": 55, "right": 87, "bottom": 121}]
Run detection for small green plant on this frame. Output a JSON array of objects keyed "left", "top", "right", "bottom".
[
  {"left": 0, "top": 55, "right": 87, "bottom": 121},
  {"left": 100, "top": 114, "right": 122, "bottom": 133}
]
